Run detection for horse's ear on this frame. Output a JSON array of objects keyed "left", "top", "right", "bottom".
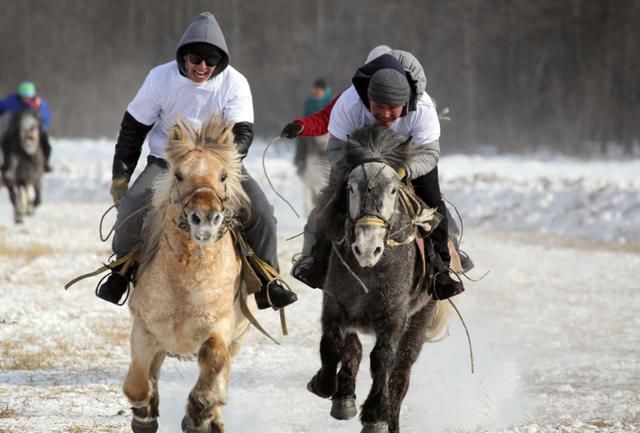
[
  {"left": 169, "top": 123, "right": 186, "bottom": 142},
  {"left": 219, "top": 125, "right": 235, "bottom": 145}
]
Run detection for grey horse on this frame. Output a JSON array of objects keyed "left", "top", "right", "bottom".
[
  {"left": 1, "top": 108, "right": 44, "bottom": 224},
  {"left": 307, "top": 125, "right": 454, "bottom": 433}
]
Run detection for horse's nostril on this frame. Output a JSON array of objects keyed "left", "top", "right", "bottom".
[
  {"left": 212, "top": 214, "right": 222, "bottom": 225},
  {"left": 374, "top": 247, "right": 382, "bottom": 256},
  {"left": 354, "top": 246, "right": 362, "bottom": 256},
  {"left": 190, "top": 213, "right": 201, "bottom": 226}
]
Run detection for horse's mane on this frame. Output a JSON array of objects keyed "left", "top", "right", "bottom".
[
  {"left": 140, "top": 114, "right": 248, "bottom": 267},
  {"left": 316, "top": 125, "right": 414, "bottom": 238}
]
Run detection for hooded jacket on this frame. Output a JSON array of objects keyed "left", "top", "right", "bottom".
[
  {"left": 175, "top": 12, "right": 230, "bottom": 80},
  {"left": 112, "top": 12, "right": 254, "bottom": 181},
  {"left": 352, "top": 54, "right": 408, "bottom": 113},
  {"left": 328, "top": 52, "right": 440, "bottom": 180}
]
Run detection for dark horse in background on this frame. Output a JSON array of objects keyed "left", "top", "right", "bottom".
[
  {"left": 307, "top": 125, "right": 455, "bottom": 433},
  {"left": 1, "top": 108, "right": 44, "bottom": 224}
]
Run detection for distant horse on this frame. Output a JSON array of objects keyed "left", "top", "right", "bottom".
[
  {"left": 295, "top": 135, "right": 329, "bottom": 216},
  {"left": 124, "top": 114, "right": 253, "bottom": 433},
  {"left": 307, "top": 125, "right": 454, "bottom": 433},
  {"left": 1, "top": 109, "right": 44, "bottom": 224}
]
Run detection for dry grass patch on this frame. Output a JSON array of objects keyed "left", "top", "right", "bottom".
[
  {"left": 0, "top": 406, "right": 17, "bottom": 418},
  {"left": 0, "top": 239, "right": 53, "bottom": 260},
  {"left": 89, "top": 319, "right": 130, "bottom": 347},
  {"left": 0, "top": 339, "right": 57, "bottom": 370},
  {"left": 64, "top": 424, "right": 122, "bottom": 433}
]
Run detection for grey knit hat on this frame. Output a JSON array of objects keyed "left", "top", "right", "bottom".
[{"left": 367, "top": 69, "right": 411, "bottom": 107}]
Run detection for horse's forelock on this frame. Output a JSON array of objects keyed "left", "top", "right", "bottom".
[
  {"left": 141, "top": 115, "right": 249, "bottom": 267},
  {"left": 345, "top": 126, "right": 412, "bottom": 171},
  {"left": 164, "top": 115, "right": 245, "bottom": 203},
  {"left": 198, "top": 115, "right": 247, "bottom": 211}
]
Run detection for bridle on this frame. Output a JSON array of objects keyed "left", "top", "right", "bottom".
[
  {"left": 343, "top": 161, "right": 399, "bottom": 248},
  {"left": 343, "top": 161, "right": 429, "bottom": 248},
  {"left": 349, "top": 161, "right": 393, "bottom": 230},
  {"left": 172, "top": 175, "right": 231, "bottom": 237}
]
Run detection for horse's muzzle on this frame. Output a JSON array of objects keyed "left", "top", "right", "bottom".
[
  {"left": 351, "top": 224, "right": 387, "bottom": 268},
  {"left": 188, "top": 209, "right": 224, "bottom": 245}
]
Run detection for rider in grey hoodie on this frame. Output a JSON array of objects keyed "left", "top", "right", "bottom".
[{"left": 96, "top": 12, "right": 297, "bottom": 310}]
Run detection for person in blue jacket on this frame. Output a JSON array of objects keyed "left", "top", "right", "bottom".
[{"left": 0, "top": 81, "right": 53, "bottom": 173}]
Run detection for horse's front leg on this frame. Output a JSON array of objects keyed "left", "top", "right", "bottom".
[
  {"left": 360, "top": 316, "right": 406, "bottom": 433},
  {"left": 388, "top": 305, "right": 432, "bottom": 433},
  {"left": 308, "top": 297, "right": 346, "bottom": 399},
  {"left": 331, "top": 332, "right": 362, "bottom": 420},
  {"left": 124, "top": 320, "right": 164, "bottom": 433},
  {"left": 182, "top": 331, "right": 231, "bottom": 433}
]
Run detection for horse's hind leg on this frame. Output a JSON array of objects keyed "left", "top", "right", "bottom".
[
  {"left": 331, "top": 332, "right": 362, "bottom": 420},
  {"left": 308, "top": 300, "right": 345, "bottom": 399},
  {"left": 182, "top": 332, "right": 231, "bottom": 433},
  {"left": 388, "top": 305, "right": 432, "bottom": 433},
  {"left": 124, "top": 322, "right": 163, "bottom": 433}
]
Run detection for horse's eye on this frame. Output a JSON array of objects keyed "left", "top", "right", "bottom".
[
  {"left": 175, "top": 172, "right": 183, "bottom": 182},
  {"left": 220, "top": 173, "right": 227, "bottom": 183},
  {"left": 391, "top": 187, "right": 397, "bottom": 195}
]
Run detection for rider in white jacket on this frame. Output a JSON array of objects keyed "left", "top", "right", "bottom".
[
  {"left": 291, "top": 51, "right": 464, "bottom": 300},
  {"left": 96, "top": 12, "right": 297, "bottom": 310}
]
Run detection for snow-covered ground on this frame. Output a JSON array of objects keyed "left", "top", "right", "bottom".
[{"left": 0, "top": 138, "right": 638, "bottom": 433}]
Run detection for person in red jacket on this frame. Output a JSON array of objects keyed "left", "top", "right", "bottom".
[
  {"left": 280, "top": 46, "right": 473, "bottom": 298},
  {"left": 280, "top": 45, "right": 392, "bottom": 139}
]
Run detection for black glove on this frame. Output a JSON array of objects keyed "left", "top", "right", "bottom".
[{"left": 280, "top": 122, "right": 303, "bottom": 139}]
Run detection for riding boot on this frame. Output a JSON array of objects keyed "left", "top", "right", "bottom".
[
  {"left": 431, "top": 235, "right": 465, "bottom": 301},
  {"left": 291, "top": 230, "right": 330, "bottom": 289},
  {"left": 96, "top": 262, "right": 134, "bottom": 305},
  {"left": 254, "top": 277, "right": 298, "bottom": 310},
  {"left": 433, "top": 270, "right": 465, "bottom": 300},
  {"left": 291, "top": 255, "right": 325, "bottom": 289},
  {"left": 40, "top": 131, "right": 53, "bottom": 172}
]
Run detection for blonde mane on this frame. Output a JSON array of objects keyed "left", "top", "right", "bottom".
[{"left": 139, "top": 114, "right": 248, "bottom": 267}]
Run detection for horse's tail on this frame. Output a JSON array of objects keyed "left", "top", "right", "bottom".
[{"left": 423, "top": 298, "right": 454, "bottom": 342}]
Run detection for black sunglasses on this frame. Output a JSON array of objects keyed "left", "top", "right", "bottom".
[{"left": 187, "top": 54, "right": 220, "bottom": 67}]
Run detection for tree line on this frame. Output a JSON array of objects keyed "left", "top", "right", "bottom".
[{"left": 1, "top": 0, "right": 637, "bottom": 155}]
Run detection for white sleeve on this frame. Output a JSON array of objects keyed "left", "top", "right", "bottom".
[
  {"left": 408, "top": 95, "right": 441, "bottom": 145},
  {"left": 328, "top": 90, "right": 356, "bottom": 141},
  {"left": 223, "top": 73, "right": 254, "bottom": 124},
  {"left": 126, "top": 71, "right": 161, "bottom": 126}
]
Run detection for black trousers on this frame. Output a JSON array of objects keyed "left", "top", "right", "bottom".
[
  {"left": 40, "top": 130, "right": 51, "bottom": 163},
  {"left": 411, "top": 166, "right": 451, "bottom": 264}
]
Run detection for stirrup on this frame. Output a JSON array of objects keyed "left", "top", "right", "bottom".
[
  {"left": 430, "top": 269, "right": 464, "bottom": 300},
  {"left": 256, "top": 277, "right": 297, "bottom": 310},
  {"left": 94, "top": 271, "right": 131, "bottom": 306}
]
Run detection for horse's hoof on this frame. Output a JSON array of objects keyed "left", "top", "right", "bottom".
[
  {"left": 181, "top": 415, "right": 214, "bottom": 433},
  {"left": 361, "top": 422, "right": 389, "bottom": 433},
  {"left": 306, "top": 374, "right": 333, "bottom": 399},
  {"left": 330, "top": 396, "right": 357, "bottom": 420},
  {"left": 131, "top": 417, "right": 159, "bottom": 433}
]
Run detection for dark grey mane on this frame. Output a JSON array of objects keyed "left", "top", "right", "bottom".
[{"left": 338, "top": 125, "right": 412, "bottom": 181}]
